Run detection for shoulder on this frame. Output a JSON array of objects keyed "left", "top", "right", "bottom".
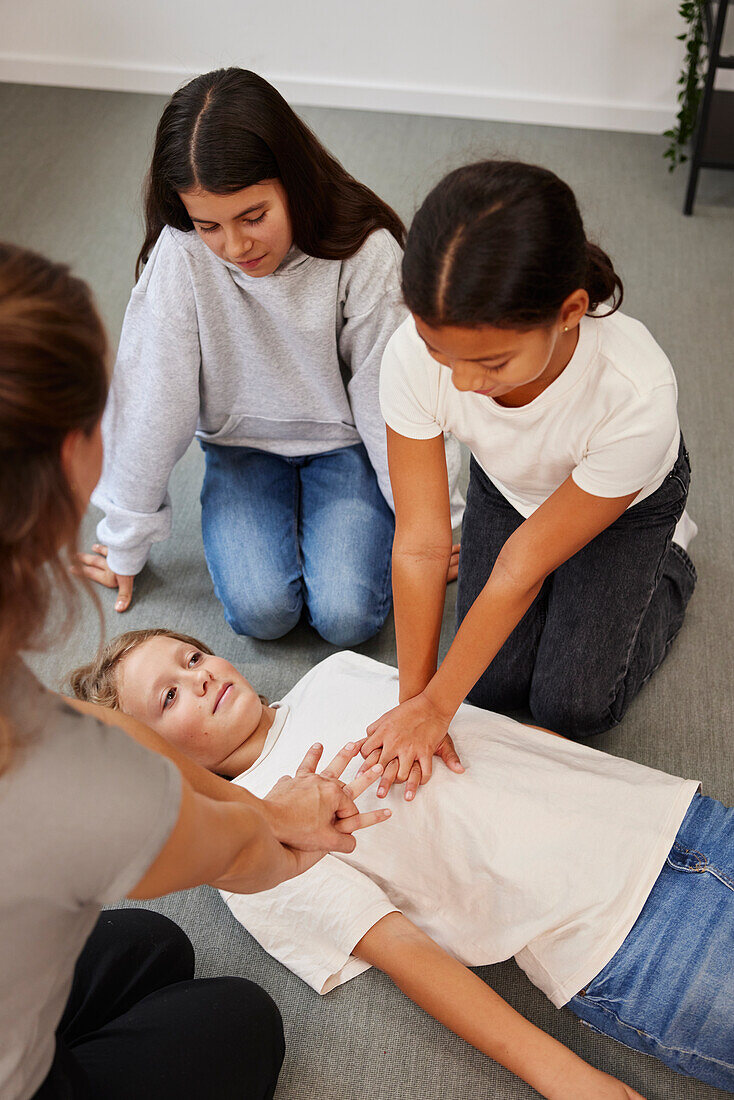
[
  {"left": 385, "top": 312, "right": 424, "bottom": 356},
  {"left": 382, "top": 314, "right": 438, "bottom": 380},
  {"left": 352, "top": 227, "right": 404, "bottom": 271},
  {"left": 591, "top": 312, "right": 677, "bottom": 400},
  {"left": 3, "top": 667, "right": 176, "bottom": 812},
  {"left": 137, "top": 226, "right": 195, "bottom": 284},
  {"left": 0, "top": 664, "right": 181, "bottom": 905},
  {"left": 279, "top": 652, "right": 398, "bottom": 709},
  {"left": 131, "top": 227, "right": 220, "bottom": 321},
  {"left": 339, "top": 229, "right": 403, "bottom": 304}
]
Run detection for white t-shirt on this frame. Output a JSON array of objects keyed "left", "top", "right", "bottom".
[
  {"left": 223, "top": 652, "right": 697, "bottom": 1008},
  {"left": 379, "top": 311, "right": 681, "bottom": 517}
]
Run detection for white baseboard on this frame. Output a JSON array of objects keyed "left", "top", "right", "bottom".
[{"left": 0, "top": 54, "right": 675, "bottom": 134}]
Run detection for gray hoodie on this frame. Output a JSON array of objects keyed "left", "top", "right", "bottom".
[{"left": 94, "top": 225, "right": 428, "bottom": 576}]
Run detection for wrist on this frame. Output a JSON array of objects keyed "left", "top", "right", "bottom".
[
  {"left": 259, "top": 796, "right": 287, "bottom": 842},
  {"left": 421, "top": 682, "right": 458, "bottom": 725}
]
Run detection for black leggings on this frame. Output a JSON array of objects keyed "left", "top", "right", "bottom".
[{"left": 33, "top": 908, "right": 284, "bottom": 1099}]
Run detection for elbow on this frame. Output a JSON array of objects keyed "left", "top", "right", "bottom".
[
  {"left": 393, "top": 522, "right": 452, "bottom": 565},
  {"left": 393, "top": 541, "right": 452, "bottom": 566},
  {"left": 491, "top": 547, "right": 547, "bottom": 602},
  {"left": 392, "top": 541, "right": 453, "bottom": 581}
]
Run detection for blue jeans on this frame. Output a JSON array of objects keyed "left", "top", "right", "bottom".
[
  {"left": 200, "top": 442, "right": 394, "bottom": 645},
  {"left": 567, "top": 793, "right": 734, "bottom": 1091},
  {"left": 456, "top": 436, "right": 697, "bottom": 737}
]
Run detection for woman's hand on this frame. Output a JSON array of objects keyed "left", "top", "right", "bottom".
[
  {"left": 264, "top": 741, "right": 390, "bottom": 853},
  {"left": 358, "top": 694, "right": 464, "bottom": 800},
  {"left": 74, "top": 544, "right": 135, "bottom": 611}
]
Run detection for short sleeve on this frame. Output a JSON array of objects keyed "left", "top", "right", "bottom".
[
  {"left": 42, "top": 702, "right": 182, "bottom": 906},
  {"left": 222, "top": 856, "right": 398, "bottom": 994},
  {"left": 571, "top": 385, "right": 680, "bottom": 498},
  {"left": 336, "top": 230, "right": 408, "bottom": 509},
  {"left": 379, "top": 317, "right": 444, "bottom": 440}
]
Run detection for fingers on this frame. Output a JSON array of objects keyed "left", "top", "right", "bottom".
[
  {"left": 320, "top": 741, "right": 360, "bottom": 781},
  {"left": 376, "top": 758, "right": 399, "bottom": 798},
  {"left": 364, "top": 708, "right": 391, "bottom": 741},
  {"left": 418, "top": 754, "right": 433, "bottom": 784},
  {"left": 360, "top": 734, "right": 380, "bottom": 763},
  {"left": 357, "top": 748, "right": 381, "bottom": 776},
  {"left": 76, "top": 552, "right": 109, "bottom": 569},
  {"left": 327, "top": 832, "right": 357, "bottom": 854},
  {"left": 115, "top": 574, "right": 134, "bottom": 613},
  {"left": 436, "top": 734, "right": 465, "bottom": 774},
  {"left": 447, "top": 542, "right": 461, "bottom": 584},
  {"left": 343, "top": 763, "right": 383, "bottom": 801},
  {"left": 335, "top": 807, "right": 392, "bottom": 836},
  {"left": 396, "top": 752, "right": 420, "bottom": 783},
  {"left": 404, "top": 761, "right": 422, "bottom": 801},
  {"left": 73, "top": 553, "right": 116, "bottom": 587},
  {"left": 93, "top": 543, "right": 109, "bottom": 557},
  {"left": 294, "top": 743, "right": 324, "bottom": 777}
]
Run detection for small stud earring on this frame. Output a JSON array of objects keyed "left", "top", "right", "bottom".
[{"left": 562, "top": 326, "right": 569, "bottom": 333}]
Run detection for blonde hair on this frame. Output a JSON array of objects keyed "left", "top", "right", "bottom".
[{"left": 69, "top": 627, "right": 268, "bottom": 711}]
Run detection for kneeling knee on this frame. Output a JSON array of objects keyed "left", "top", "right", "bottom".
[
  {"left": 529, "top": 688, "right": 617, "bottom": 740},
  {"left": 208, "top": 978, "right": 285, "bottom": 1064},
  {"left": 103, "top": 909, "right": 194, "bottom": 981},
  {"left": 221, "top": 591, "right": 302, "bottom": 641},
  {"left": 309, "top": 596, "right": 389, "bottom": 647}
]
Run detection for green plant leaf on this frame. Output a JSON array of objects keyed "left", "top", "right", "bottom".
[{"left": 663, "top": 0, "right": 705, "bottom": 172}]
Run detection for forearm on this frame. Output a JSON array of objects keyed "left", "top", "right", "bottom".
[
  {"left": 424, "top": 562, "right": 542, "bottom": 719},
  {"left": 392, "top": 545, "right": 450, "bottom": 701},
  {"left": 357, "top": 916, "right": 631, "bottom": 1100},
  {"left": 129, "top": 778, "right": 297, "bottom": 900},
  {"left": 210, "top": 803, "right": 297, "bottom": 894}
]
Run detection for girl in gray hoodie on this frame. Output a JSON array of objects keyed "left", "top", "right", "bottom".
[{"left": 81, "top": 68, "right": 462, "bottom": 645}]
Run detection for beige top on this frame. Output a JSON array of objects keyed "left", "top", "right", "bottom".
[{"left": 0, "top": 662, "right": 181, "bottom": 1100}]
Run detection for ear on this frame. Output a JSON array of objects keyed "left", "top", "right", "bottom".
[
  {"left": 59, "top": 422, "right": 103, "bottom": 508},
  {"left": 558, "top": 289, "right": 589, "bottom": 330},
  {"left": 60, "top": 429, "right": 84, "bottom": 488}
]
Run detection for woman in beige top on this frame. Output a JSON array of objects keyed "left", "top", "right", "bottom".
[{"left": 0, "top": 242, "right": 388, "bottom": 1100}]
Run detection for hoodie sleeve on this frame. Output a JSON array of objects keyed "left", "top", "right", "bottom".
[
  {"left": 337, "top": 230, "right": 408, "bottom": 511},
  {"left": 92, "top": 230, "right": 202, "bottom": 576}
]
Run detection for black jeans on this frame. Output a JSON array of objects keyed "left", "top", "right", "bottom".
[
  {"left": 33, "top": 909, "right": 284, "bottom": 1100},
  {"left": 456, "top": 437, "right": 697, "bottom": 737}
]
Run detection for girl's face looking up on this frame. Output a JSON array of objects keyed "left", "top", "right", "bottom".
[
  {"left": 179, "top": 180, "right": 293, "bottom": 277},
  {"left": 414, "top": 289, "right": 587, "bottom": 408},
  {"left": 116, "top": 635, "right": 270, "bottom": 773}
]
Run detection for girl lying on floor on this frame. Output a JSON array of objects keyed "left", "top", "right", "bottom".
[{"left": 71, "top": 630, "right": 734, "bottom": 1099}]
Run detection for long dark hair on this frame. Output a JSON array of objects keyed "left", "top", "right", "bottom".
[
  {"left": 136, "top": 68, "right": 405, "bottom": 278},
  {"left": 0, "top": 243, "right": 108, "bottom": 769},
  {"left": 402, "top": 160, "right": 623, "bottom": 329}
]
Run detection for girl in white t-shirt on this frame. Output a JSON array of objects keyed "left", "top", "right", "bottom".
[
  {"left": 366, "top": 160, "right": 697, "bottom": 797},
  {"left": 71, "top": 631, "right": 734, "bottom": 1098}
]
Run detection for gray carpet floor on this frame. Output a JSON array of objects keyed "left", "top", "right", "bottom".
[{"left": 1, "top": 80, "right": 733, "bottom": 1098}]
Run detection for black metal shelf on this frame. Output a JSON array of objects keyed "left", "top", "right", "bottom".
[
  {"left": 698, "top": 89, "right": 734, "bottom": 167},
  {"left": 684, "top": 0, "right": 734, "bottom": 213}
]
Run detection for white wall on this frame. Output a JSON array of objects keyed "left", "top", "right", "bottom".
[{"left": 0, "top": 0, "right": 690, "bottom": 133}]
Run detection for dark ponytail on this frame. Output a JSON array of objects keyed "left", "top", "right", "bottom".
[
  {"left": 402, "top": 160, "right": 622, "bottom": 329},
  {"left": 136, "top": 68, "right": 405, "bottom": 278},
  {"left": 585, "top": 241, "right": 623, "bottom": 315}
]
